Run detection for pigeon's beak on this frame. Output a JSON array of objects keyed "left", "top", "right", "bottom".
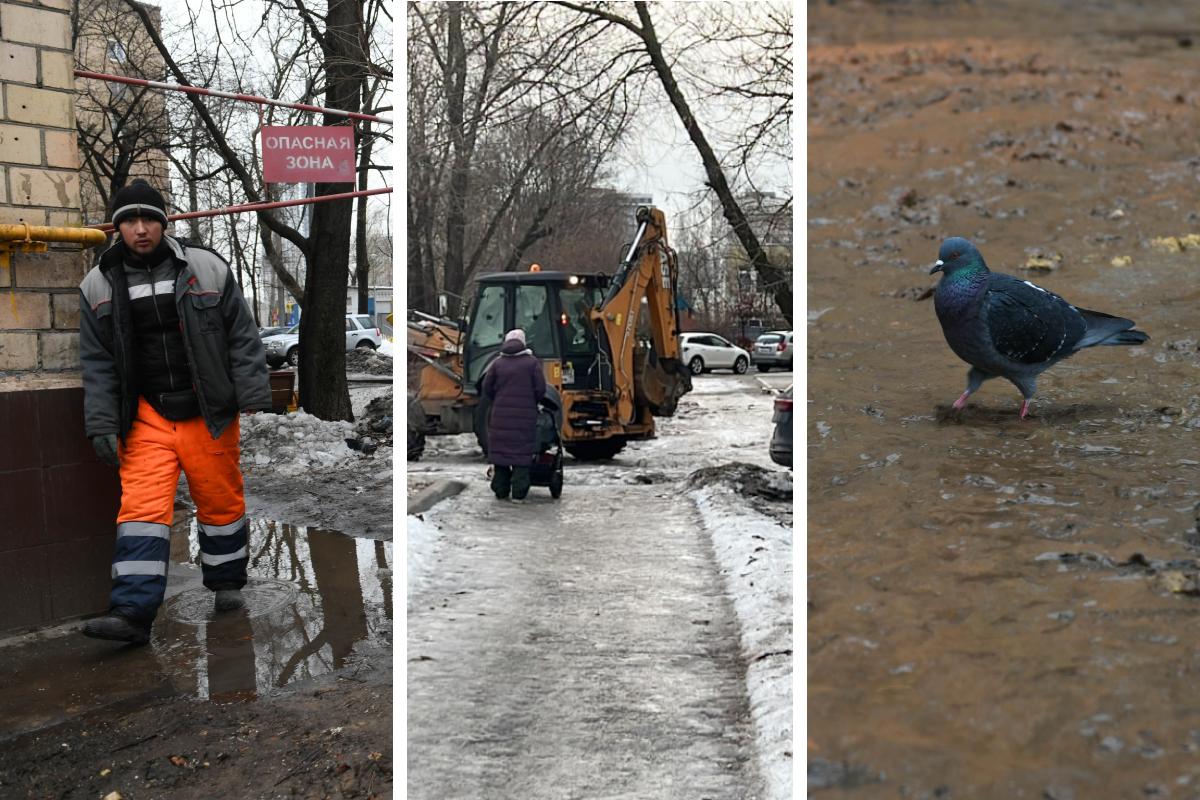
[{"left": 929, "top": 259, "right": 944, "bottom": 275}]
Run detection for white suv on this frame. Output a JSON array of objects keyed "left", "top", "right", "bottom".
[
  {"left": 679, "top": 332, "right": 751, "bottom": 375},
  {"left": 263, "top": 314, "right": 382, "bottom": 368}
]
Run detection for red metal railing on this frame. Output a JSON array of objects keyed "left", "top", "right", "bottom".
[
  {"left": 74, "top": 70, "right": 392, "bottom": 125},
  {"left": 88, "top": 187, "right": 393, "bottom": 232}
]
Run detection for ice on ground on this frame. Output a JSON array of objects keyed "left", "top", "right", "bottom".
[{"left": 406, "top": 513, "right": 445, "bottom": 606}]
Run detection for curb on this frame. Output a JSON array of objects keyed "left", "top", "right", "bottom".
[{"left": 408, "top": 479, "right": 467, "bottom": 515}]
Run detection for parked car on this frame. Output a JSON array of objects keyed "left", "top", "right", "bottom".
[
  {"left": 770, "top": 385, "right": 792, "bottom": 468},
  {"left": 262, "top": 324, "right": 301, "bottom": 367},
  {"left": 679, "top": 332, "right": 751, "bottom": 375},
  {"left": 262, "top": 314, "right": 382, "bottom": 368},
  {"left": 257, "top": 325, "right": 289, "bottom": 339},
  {"left": 753, "top": 330, "right": 794, "bottom": 372}
]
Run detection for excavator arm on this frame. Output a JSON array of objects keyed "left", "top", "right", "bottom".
[{"left": 592, "top": 207, "right": 691, "bottom": 423}]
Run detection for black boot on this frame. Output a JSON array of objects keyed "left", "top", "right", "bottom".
[
  {"left": 81, "top": 612, "right": 151, "bottom": 644},
  {"left": 214, "top": 589, "right": 245, "bottom": 612}
]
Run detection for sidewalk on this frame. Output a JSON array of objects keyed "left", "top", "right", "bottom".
[{"left": 407, "top": 481, "right": 762, "bottom": 799}]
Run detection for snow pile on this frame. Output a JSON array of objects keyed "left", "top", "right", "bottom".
[
  {"left": 689, "top": 469, "right": 793, "bottom": 800},
  {"left": 378, "top": 337, "right": 395, "bottom": 358},
  {"left": 240, "top": 410, "right": 358, "bottom": 477},
  {"left": 345, "top": 347, "right": 393, "bottom": 375}
]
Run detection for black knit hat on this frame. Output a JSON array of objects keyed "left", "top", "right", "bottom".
[{"left": 111, "top": 179, "right": 168, "bottom": 227}]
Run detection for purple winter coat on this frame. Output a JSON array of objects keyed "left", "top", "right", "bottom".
[{"left": 481, "top": 339, "right": 547, "bottom": 466}]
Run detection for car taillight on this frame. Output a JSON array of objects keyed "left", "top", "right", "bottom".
[
  {"left": 774, "top": 397, "right": 792, "bottom": 412},
  {"left": 777, "top": 341, "right": 786, "bottom": 351}
]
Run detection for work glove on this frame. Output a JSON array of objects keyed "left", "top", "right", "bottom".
[{"left": 92, "top": 434, "right": 120, "bottom": 467}]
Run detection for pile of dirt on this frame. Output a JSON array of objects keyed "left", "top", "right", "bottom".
[
  {"left": 687, "top": 462, "right": 793, "bottom": 502},
  {"left": 355, "top": 389, "right": 393, "bottom": 449},
  {"left": 345, "top": 348, "right": 393, "bottom": 375}
]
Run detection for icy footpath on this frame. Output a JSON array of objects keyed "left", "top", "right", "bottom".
[
  {"left": 239, "top": 411, "right": 357, "bottom": 476},
  {"left": 689, "top": 465, "right": 793, "bottom": 800}
]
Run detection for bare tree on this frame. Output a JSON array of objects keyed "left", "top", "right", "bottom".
[
  {"left": 74, "top": 0, "right": 173, "bottom": 223},
  {"left": 557, "top": 0, "right": 793, "bottom": 324},
  {"left": 406, "top": 2, "right": 644, "bottom": 306},
  {"left": 121, "top": 0, "right": 390, "bottom": 421}
]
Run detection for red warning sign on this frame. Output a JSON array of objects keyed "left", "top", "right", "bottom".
[{"left": 261, "top": 126, "right": 355, "bottom": 183}]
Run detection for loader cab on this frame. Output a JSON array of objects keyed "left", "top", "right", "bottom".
[{"left": 462, "top": 270, "right": 610, "bottom": 392}]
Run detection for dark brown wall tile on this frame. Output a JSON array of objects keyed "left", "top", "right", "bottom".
[
  {"left": 35, "top": 387, "right": 92, "bottom": 467},
  {"left": 46, "top": 538, "right": 111, "bottom": 620},
  {"left": 0, "top": 548, "right": 51, "bottom": 633},
  {"left": 0, "top": 469, "right": 47, "bottom": 552},
  {"left": 42, "top": 462, "right": 120, "bottom": 545},
  {"left": 0, "top": 392, "right": 40, "bottom": 472}
]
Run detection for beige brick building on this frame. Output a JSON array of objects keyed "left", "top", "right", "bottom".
[
  {"left": 74, "top": 0, "right": 169, "bottom": 225},
  {"left": 1, "top": 0, "right": 88, "bottom": 373}
]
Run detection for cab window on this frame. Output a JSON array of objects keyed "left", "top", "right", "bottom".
[
  {"left": 560, "top": 287, "right": 599, "bottom": 356},
  {"left": 466, "top": 285, "right": 507, "bottom": 386},
  {"left": 515, "top": 284, "right": 557, "bottom": 356}
]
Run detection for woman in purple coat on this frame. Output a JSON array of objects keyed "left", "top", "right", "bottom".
[{"left": 482, "top": 329, "right": 546, "bottom": 500}]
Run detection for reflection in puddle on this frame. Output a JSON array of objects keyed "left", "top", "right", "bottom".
[
  {"left": 0, "top": 520, "right": 391, "bottom": 739},
  {"left": 158, "top": 519, "right": 393, "bottom": 702}
]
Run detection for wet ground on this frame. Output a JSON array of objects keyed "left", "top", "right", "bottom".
[
  {"left": 0, "top": 515, "right": 392, "bottom": 798},
  {"left": 809, "top": 1, "right": 1200, "bottom": 796}
]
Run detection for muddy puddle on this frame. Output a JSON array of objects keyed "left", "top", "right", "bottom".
[
  {"left": 0, "top": 518, "right": 392, "bottom": 740},
  {"left": 809, "top": 2, "right": 1200, "bottom": 795}
]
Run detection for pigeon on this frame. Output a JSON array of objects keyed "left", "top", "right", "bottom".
[{"left": 929, "top": 236, "right": 1148, "bottom": 419}]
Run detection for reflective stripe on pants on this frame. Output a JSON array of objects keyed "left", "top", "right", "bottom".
[{"left": 111, "top": 397, "right": 247, "bottom": 619}]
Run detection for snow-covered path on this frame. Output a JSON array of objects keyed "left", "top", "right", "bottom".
[{"left": 406, "top": 480, "right": 763, "bottom": 799}]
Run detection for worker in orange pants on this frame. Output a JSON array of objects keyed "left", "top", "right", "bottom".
[
  {"left": 79, "top": 180, "right": 271, "bottom": 644},
  {"left": 109, "top": 398, "right": 250, "bottom": 629}
]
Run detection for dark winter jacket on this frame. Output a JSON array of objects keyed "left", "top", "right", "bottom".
[
  {"left": 122, "top": 241, "right": 194, "bottom": 418},
  {"left": 79, "top": 235, "right": 272, "bottom": 441},
  {"left": 482, "top": 339, "right": 547, "bottom": 466}
]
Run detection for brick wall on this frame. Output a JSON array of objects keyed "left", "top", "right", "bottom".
[
  {"left": 1, "top": 0, "right": 116, "bottom": 633},
  {"left": 2, "top": 0, "right": 91, "bottom": 374}
]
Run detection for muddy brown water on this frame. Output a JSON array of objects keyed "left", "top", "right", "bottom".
[
  {"left": 0, "top": 519, "right": 392, "bottom": 741},
  {"left": 809, "top": 2, "right": 1200, "bottom": 796}
]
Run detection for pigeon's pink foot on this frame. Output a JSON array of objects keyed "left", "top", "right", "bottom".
[
  {"left": 952, "top": 391, "right": 971, "bottom": 411},
  {"left": 1019, "top": 399, "right": 1033, "bottom": 420}
]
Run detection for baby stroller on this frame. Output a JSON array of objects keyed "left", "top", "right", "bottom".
[{"left": 528, "top": 387, "right": 564, "bottom": 499}]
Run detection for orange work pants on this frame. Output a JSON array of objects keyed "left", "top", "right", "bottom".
[{"left": 109, "top": 397, "right": 248, "bottom": 622}]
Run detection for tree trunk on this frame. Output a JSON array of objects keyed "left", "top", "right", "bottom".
[
  {"left": 296, "top": 0, "right": 361, "bottom": 422},
  {"left": 633, "top": 1, "right": 793, "bottom": 325},
  {"left": 406, "top": 193, "right": 428, "bottom": 314},
  {"left": 442, "top": 3, "right": 469, "bottom": 297},
  {"left": 355, "top": 118, "right": 373, "bottom": 315}
]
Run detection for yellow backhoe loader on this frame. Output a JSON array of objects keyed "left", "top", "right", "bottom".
[{"left": 408, "top": 206, "right": 692, "bottom": 461}]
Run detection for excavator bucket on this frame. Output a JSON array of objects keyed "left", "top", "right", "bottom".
[{"left": 634, "top": 350, "right": 692, "bottom": 417}]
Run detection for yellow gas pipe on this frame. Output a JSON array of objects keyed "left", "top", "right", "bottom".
[{"left": 1, "top": 223, "right": 109, "bottom": 320}]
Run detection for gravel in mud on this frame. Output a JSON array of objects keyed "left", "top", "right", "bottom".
[
  {"left": 0, "top": 667, "right": 391, "bottom": 800},
  {"left": 810, "top": 2, "right": 1200, "bottom": 796}
]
